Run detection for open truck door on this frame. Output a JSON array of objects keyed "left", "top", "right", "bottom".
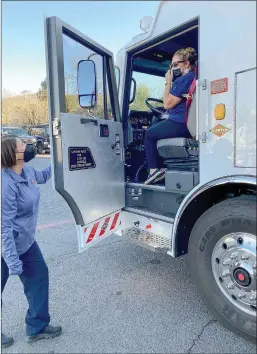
[{"left": 45, "top": 17, "right": 124, "bottom": 252}]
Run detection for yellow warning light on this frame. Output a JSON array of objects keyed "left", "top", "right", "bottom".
[{"left": 214, "top": 104, "right": 226, "bottom": 120}]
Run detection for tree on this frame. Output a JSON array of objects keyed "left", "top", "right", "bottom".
[
  {"left": 37, "top": 78, "right": 48, "bottom": 101},
  {"left": 40, "top": 78, "right": 47, "bottom": 91},
  {"left": 130, "top": 84, "right": 151, "bottom": 111}
]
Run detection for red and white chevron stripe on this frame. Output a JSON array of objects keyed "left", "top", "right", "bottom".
[{"left": 84, "top": 212, "right": 121, "bottom": 245}]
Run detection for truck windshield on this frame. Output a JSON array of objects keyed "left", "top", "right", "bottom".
[
  {"left": 30, "top": 126, "right": 49, "bottom": 135},
  {"left": 130, "top": 72, "right": 164, "bottom": 111},
  {"left": 2, "top": 128, "right": 28, "bottom": 136}
]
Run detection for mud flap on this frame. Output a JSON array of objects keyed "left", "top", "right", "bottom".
[{"left": 76, "top": 211, "right": 122, "bottom": 252}]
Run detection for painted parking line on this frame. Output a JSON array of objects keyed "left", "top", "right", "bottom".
[
  {"left": 37, "top": 219, "right": 73, "bottom": 230},
  {"left": 36, "top": 155, "right": 51, "bottom": 158}
]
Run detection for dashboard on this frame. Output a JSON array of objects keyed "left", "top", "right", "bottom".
[
  {"left": 129, "top": 110, "right": 154, "bottom": 129},
  {"left": 126, "top": 110, "right": 155, "bottom": 182}
]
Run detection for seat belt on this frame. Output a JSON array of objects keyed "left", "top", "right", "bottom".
[{"left": 184, "top": 76, "right": 196, "bottom": 126}]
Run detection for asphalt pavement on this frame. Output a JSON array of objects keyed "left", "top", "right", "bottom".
[{"left": 2, "top": 157, "right": 256, "bottom": 353}]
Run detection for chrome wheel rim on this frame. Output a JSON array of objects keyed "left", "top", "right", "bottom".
[{"left": 212, "top": 232, "right": 256, "bottom": 316}]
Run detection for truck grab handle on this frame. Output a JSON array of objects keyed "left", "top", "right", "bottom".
[{"left": 80, "top": 118, "right": 98, "bottom": 126}]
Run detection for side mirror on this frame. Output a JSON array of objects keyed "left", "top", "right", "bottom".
[
  {"left": 77, "top": 60, "right": 97, "bottom": 108},
  {"left": 129, "top": 78, "right": 136, "bottom": 104}
]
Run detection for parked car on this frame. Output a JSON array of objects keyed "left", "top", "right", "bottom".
[
  {"left": 27, "top": 125, "right": 50, "bottom": 154},
  {"left": 2, "top": 126, "right": 37, "bottom": 156}
]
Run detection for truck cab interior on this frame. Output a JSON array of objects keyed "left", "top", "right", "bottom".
[{"left": 123, "top": 22, "right": 199, "bottom": 218}]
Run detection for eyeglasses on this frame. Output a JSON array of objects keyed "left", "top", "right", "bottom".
[{"left": 170, "top": 60, "right": 185, "bottom": 69}]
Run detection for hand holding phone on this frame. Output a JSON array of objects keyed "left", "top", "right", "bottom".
[{"left": 165, "top": 66, "right": 173, "bottom": 84}]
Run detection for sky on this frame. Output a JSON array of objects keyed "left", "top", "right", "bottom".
[{"left": 2, "top": 0, "right": 159, "bottom": 96}]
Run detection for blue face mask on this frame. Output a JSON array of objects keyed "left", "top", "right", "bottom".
[
  {"left": 172, "top": 67, "right": 182, "bottom": 79},
  {"left": 17, "top": 150, "right": 36, "bottom": 163}
]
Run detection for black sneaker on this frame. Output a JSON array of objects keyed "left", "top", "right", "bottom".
[
  {"left": 26, "top": 324, "right": 62, "bottom": 343},
  {"left": 144, "top": 169, "right": 166, "bottom": 185},
  {"left": 1, "top": 333, "right": 14, "bottom": 349}
]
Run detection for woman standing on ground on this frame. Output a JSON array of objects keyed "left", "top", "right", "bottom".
[{"left": 1, "top": 136, "right": 62, "bottom": 349}]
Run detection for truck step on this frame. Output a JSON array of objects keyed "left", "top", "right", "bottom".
[
  {"left": 124, "top": 207, "right": 174, "bottom": 223},
  {"left": 122, "top": 227, "right": 171, "bottom": 253}
]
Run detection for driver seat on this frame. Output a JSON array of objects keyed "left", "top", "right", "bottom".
[{"left": 156, "top": 75, "right": 199, "bottom": 171}]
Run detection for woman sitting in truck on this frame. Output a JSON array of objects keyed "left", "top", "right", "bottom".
[{"left": 144, "top": 47, "right": 197, "bottom": 185}]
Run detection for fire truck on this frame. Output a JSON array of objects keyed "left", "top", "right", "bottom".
[{"left": 44, "top": 0, "right": 256, "bottom": 342}]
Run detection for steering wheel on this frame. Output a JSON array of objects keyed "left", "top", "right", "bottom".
[{"left": 145, "top": 98, "right": 165, "bottom": 117}]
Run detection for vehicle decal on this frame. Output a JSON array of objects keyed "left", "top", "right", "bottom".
[
  {"left": 84, "top": 212, "right": 121, "bottom": 244},
  {"left": 68, "top": 147, "right": 96, "bottom": 171},
  {"left": 210, "top": 124, "right": 230, "bottom": 137},
  {"left": 211, "top": 78, "right": 228, "bottom": 95}
]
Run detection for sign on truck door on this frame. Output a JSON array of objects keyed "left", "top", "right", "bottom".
[{"left": 45, "top": 16, "right": 124, "bottom": 252}]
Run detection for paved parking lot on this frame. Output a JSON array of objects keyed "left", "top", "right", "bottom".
[{"left": 2, "top": 157, "right": 256, "bottom": 353}]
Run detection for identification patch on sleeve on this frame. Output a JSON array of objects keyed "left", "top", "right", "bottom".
[{"left": 68, "top": 147, "right": 96, "bottom": 171}]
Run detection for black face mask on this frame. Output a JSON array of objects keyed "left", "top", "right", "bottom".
[
  {"left": 172, "top": 67, "right": 182, "bottom": 80},
  {"left": 17, "top": 150, "right": 36, "bottom": 163}
]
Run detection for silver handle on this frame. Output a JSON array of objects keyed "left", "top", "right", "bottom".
[
  {"left": 195, "top": 79, "right": 200, "bottom": 140},
  {"left": 80, "top": 118, "right": 98, "bottom": 126}
]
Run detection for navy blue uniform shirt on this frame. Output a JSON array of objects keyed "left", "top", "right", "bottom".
[{"left": 167, "top": 70, "right": 195, "bottom": 123}]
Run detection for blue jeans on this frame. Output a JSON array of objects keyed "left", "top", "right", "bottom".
[
  {"left": 144, "top": 119, "right": 191, "bottom": 169},
  {"left": 1, "top": 241, "right": 50, "bottom": 336}
]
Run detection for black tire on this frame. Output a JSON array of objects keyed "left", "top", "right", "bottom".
[
  {"left": 188, "top": 195, "right": 256, "bottom": 343},
  {"left": 37, "top": 143, "right": 43, "bottom": 155}
]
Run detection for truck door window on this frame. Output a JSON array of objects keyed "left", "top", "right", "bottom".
[{"left": 62, "top": 33, "right": 114, "bottom": 120}]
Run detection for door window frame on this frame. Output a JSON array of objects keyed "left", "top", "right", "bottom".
[
  {"left": 114, "top": 65, "right": 120, "bottom": 94},
  {"left": 45, "top": 17, "right": 121, "bottom": 122}
]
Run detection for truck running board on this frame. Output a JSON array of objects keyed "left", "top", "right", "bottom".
[
  {"left": 120, "top": 210, "right": 173, "bottom": 253},
  {"left": 122, "top": 227, "right": 171, "bottom": 253}
]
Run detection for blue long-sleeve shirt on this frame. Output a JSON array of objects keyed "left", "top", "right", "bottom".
[{"left": 1, "top": 164, "right": 51, "bottom": 275}]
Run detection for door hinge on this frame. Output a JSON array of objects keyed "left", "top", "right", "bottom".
[
  {"left": 52, "top": 118, "right": 61, "bottom": 136},
  {"left": 199, "top": 79, "right": 207, "bottom": 90},
  {"left": 202, "top": 132, "right": 207, "bottom": 143},
  {"left": 119, "top": 147, "right": 125, "bottom": 162}
]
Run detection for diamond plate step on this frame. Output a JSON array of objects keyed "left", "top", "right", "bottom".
[{"left": 122, "top": 227, "right": 171, "bottom": 253}]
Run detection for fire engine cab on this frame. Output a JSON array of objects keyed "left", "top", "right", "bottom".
[{"left": 45, "top": 0, "right": 256, "bottom": 342}]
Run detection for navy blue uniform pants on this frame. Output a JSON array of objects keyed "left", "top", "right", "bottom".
[
  {"left": 144, "top": 118, "right": 191, "bottom": 169},
  {"left": 1, "top": 241, "right": 50, "bottom": 336}
]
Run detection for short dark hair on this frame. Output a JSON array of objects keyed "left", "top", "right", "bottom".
[{"left": 1, "top": 136, "right": 17, "bottom": 168}]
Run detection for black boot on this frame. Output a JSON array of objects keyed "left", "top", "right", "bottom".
[
  {"left": 26, "top": 324, "right": 62, "bottom": 343},
  {"left": 1, "top": 333, "right": 14, "bottom": 349}
]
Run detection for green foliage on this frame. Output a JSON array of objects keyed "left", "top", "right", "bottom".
[
  {"left": 130, "top": 84, "right": 151, "bottom": 111},
  {"left": 2, "top": 77, "right": 155, "bottom": 127},
  {"left": 37, "top": 77, "right": 48, "bottom": 101}
]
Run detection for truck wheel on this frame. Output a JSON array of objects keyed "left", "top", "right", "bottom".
[
  {"left": 188, "top": 196, "right": 256, "bottom": 343},
  {"left": 37, "top": 143, "right": 43, "bottom": 155}
]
